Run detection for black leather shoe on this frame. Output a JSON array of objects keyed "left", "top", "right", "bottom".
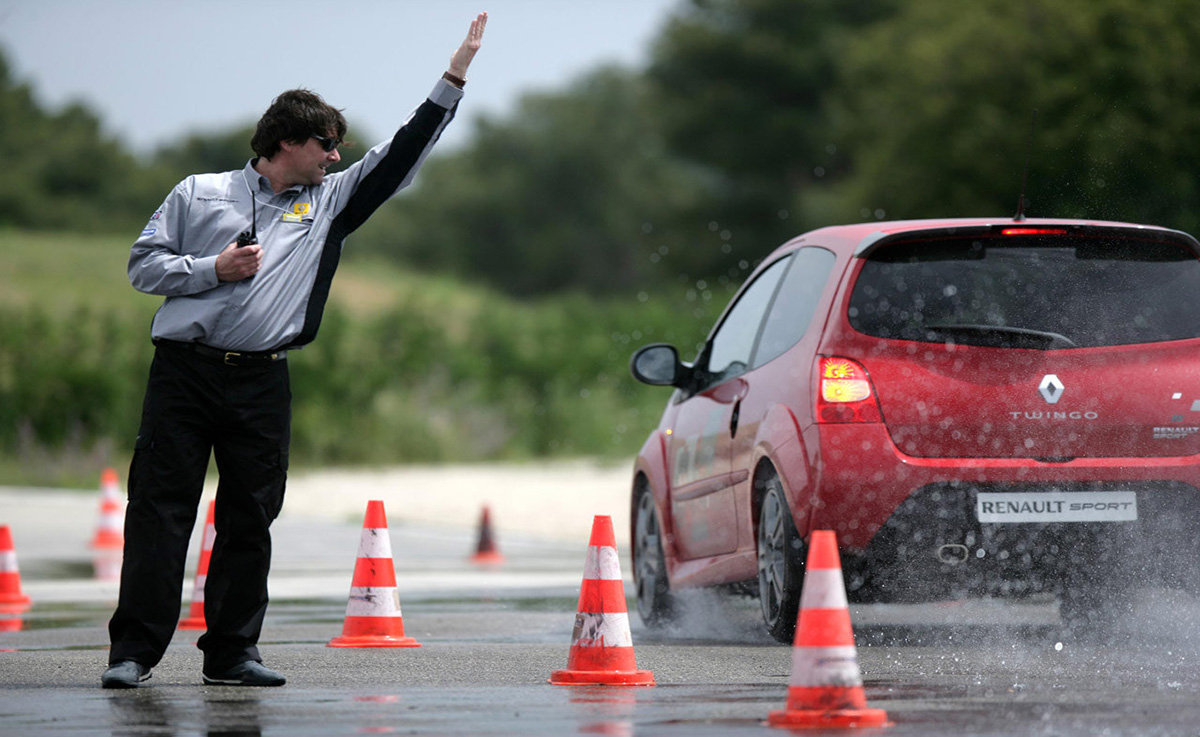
[
  {"left": 202, "top": 660, "right": 286, "bottom": 687},
  {"left": 101, "top": 660, "right": 151, "bottom": 689}
]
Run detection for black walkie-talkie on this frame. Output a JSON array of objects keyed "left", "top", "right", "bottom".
[
  {"left": 238, "top": 189, "right": 258, "bottom": 247},
  {"left": 237, "top": 186, "right": 258, "bottom": 279}
]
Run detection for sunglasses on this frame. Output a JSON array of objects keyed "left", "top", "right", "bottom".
[{"left": 310, "top": 134, "right": 341, "bottom": 153}]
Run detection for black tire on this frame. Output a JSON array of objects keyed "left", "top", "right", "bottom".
[
  {"left": 757, "top": 474, "right": 806, "bottom": 643},
  {"left": 633, "top": 485, "right": 675, "bottom": 625}
]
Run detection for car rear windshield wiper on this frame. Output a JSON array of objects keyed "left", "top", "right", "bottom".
[{"left": 921, "top": 323, "right": 1078, "bottom": 349}]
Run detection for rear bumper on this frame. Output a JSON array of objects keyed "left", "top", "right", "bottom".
[{"left": 810, "top": 425, "right": 1200, "bottom": 602}]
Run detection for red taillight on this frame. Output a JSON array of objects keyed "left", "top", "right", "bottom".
[
  {"left": 817, "top": 357, "right": 882, "bottom": 423},
  {"left": 1000, "top": 228, "right": 1067, "bottom": 236}
]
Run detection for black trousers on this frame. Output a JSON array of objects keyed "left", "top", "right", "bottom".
[{"left": 108, "top": 341, "right": 290, "bottom": 672}]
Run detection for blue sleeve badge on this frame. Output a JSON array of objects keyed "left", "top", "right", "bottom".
[{"left": 140, "top": 210, "right": 163, "bottom": 236}]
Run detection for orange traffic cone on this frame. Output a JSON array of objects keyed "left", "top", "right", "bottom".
[
  {"left": 328, "top": 500, "right": 420, "bottom": 648},
  {"left": 0, "top": 525, "right": 32, "bottom": 614},
  {"left": 768, "top": 530, "right": 890, "bottom": 729},
  {"left": 91, "top": 549, "right": 123, "bottom": 582},
  {"left": 179, "top": 500, "right": 215, "bottom": 630},
  {"left": 469, "top": 505, "right": 505, "bottom": 566},
  {"left": 90, "top": 467, "right": 125, "bottom": 550},
  {"left": 550, "top": 515, "right": 654, "bottom": 686}
]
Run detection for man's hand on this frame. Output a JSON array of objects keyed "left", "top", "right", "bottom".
[
  {"left": 448, "top": 11, "right": 488, "bottom": 79},
  {"left": 216, "top": 242, "right": 262, "bottom": 282}
]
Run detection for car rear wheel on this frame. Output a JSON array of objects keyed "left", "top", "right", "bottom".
[
  {"left": 633, "top": 486, "right": 675, "bottom": 625},
  {"left": 758, "top": 475, "right": 805, "bottom": 643}
]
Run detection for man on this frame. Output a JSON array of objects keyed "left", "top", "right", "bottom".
[{"left": 102, "top": 12, "right": 488, "bottom": 689}]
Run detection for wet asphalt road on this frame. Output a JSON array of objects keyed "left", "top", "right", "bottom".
[{"left": 5, "top": 489, "right": 1200, "bottom": 735}]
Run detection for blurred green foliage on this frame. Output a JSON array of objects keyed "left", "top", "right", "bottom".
[
  {"left": 357, "top": 67, "right": 713, "bottom": 296},
  {"left": 822, "top": 0, "right": 1200, "bottom": 230},
  {"left": 4, "top": 0, "right": 1200, "bottom": 481},
  {"left": 286, "top": 288, "right": 719, "bottom": 466},
  {"left": 0, "top": 232, "right": 724, "bottom": 485}
]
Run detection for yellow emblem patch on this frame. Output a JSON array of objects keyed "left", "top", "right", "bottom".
[{"left": 281, "top": 203, "right": 310, "bottom": 223}]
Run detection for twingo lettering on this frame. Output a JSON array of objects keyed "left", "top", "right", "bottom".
[{"left": 1008, "top": 411, "right": 1099, "bottom": 420}]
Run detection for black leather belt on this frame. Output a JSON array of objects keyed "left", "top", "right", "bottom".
[{"left": 154, "top": 339, "right": 287, "bottom": 367}]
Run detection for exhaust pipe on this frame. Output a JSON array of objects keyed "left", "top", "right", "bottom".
[{"left": 937, "top": 544, "right": 969, "bottom": 565}]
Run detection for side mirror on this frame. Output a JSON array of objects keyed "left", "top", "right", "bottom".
[{"left": 630, "top": 343, "right": 685, "bottom": 386}]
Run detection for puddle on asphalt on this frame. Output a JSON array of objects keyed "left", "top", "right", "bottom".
[
  {"left": 1, "top": 595, "right": 578, "bottom": 635},
  {"left": 1, "top": 642, "right": 109, "bottom": 651},
  {"left": 513, "top": 596, "right": 577, "bottom": 612},
  {"left": 0, "top": 601, "right": 113, "bottom": 633},
  {"left": 24, "top": 559, "right": 95, "bottom": 580},
  {"left": 319, "top": 595, "right": 576, "bottom": 613},
  {"left": 856, "top": 623, "right": 1060, "bottom": 647},
  {"left": 15, "top": 616, "right": 103, "bottom": 632}
]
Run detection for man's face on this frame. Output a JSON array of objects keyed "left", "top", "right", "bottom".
[{"left": 285, "top": 133, "right": 341, "bottom": 187}]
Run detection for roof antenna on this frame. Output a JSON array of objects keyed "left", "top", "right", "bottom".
[{"left": 1013, "top": 109, "right": 1038, "bottom": 222}]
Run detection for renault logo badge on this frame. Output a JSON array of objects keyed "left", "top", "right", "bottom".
[{"left": 1038, "top": 374, "right": 1064, "bottom": 405}]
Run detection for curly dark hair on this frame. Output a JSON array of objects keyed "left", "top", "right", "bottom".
[{"left": 250, "top": 89, "right": 348, "bottom": 159}]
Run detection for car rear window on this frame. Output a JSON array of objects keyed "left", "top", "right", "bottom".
[{"left": 847, "top": 234, "right": 1200, "bottom": 349}]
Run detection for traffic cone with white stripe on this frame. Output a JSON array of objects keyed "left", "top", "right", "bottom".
[
  {"left": 768, "top": 529, "right": 889, "bottom": 729},
  {"left": 90, "top": 467, "right": 125, "bottom": 550},
  {"left": 0, "top": 525, "right": 32, "bottom": 614},
  {"left": 550, "top": 515, "right": 654, "bottom": 686},
  {"left": 178, "top": 500, "right": 215, "bottom": 630},
  {"left": 469, "top": 504, "right": 505, "bottom": 566},
  {"left": 328, "top": 500, "right": 420, "bottom": 648}
]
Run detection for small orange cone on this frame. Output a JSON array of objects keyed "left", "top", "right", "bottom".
[
  {"left": 91, "top": 549, "right": 123, "bottom": 582},
  {"left": 550, "top": 515, "right": 654, "bottom": 686},
  {"left": 469, "top": 505, "right": 505, "bottom": 566},
  {"left": 328, "top": 500, "right": 420, "bottom": 648},
  {"left": 179, "top": 500, "right": 216, "bottom": 630},
  {"left": 768, "top": 530, "right": 890, "bottom": 729},
  {"left": 0, "top": 525, "right": 32, "bottom": 614},
  {"left": 90, "top": 467, "right": 125, "bottom": 550}
]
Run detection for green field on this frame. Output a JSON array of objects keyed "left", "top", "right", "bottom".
[
  {"left": 0, "top": 230, "right": 719, "bottom": 488},
  {"left": 0, "top": 229, "right": 495, "bottom": 321}
]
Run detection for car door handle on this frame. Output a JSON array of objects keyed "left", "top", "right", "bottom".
[{"left": 730, "top": 400, "right": 742, "bottom": 438}]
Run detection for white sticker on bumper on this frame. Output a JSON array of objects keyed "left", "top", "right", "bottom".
[{"left": 976, "top": 491, "right": 1138, "bottom": 523}]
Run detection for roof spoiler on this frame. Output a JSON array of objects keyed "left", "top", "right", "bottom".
[{"left": 854, "top": 223, "right": 1200, "bottom": 259}]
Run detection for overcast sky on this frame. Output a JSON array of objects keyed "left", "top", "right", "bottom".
[{"left": 0, "top": 0, "right": 680, "bottom": 154}]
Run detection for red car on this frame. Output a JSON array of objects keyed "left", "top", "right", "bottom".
[{"left": 629, "top": 217, "right": 1200, "bottom": 641}]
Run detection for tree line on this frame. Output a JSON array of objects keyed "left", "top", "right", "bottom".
[{"left": 5, "top": 0, "right": 1200, "bottom": 298}]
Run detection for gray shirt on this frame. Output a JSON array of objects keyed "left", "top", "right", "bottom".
[{"left": 129, "top": 80, "right": 463, "bottom": 352}]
